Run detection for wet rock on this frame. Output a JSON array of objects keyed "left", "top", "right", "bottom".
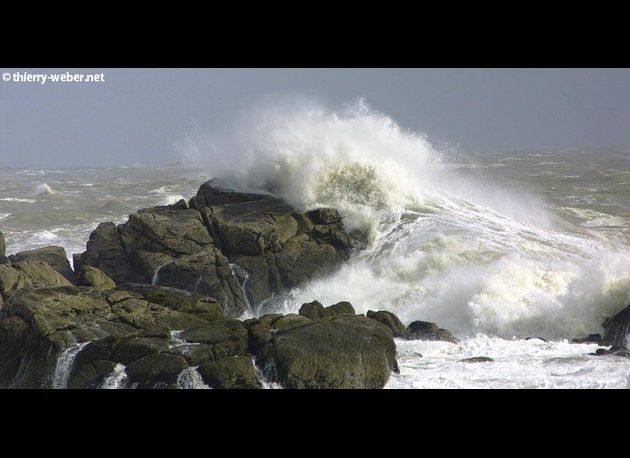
[
  {"left": 77, "top": 266, "right": 116, "bottom": 291},
  {"left": 298, "top": 300, "right": 325, "bottom": 320},
  {"left": 322, "top": 301, "right": 356, "bottom": 317},
  {"left": 198, "top": 355, "right": 261, "bottom": 389},
  {"left": 403, "top": 321, "right": 459, "bottom": 344},
  {"left": 126, "top": 353, "right": 188, "bottom": 387},
  {"left": 571, "top": 334, "right": 602, "bottom": 344},
  {"left": 366, "top": 310, "right": 406, "bottom": 337},
  {"left": 0, "top": 230, "right": 5, "bottom": 257},
  {"left": 261, "top": 315, "right": 398, "bottom": 389},
  {"left": 9, "top": 246, "right": 76, "bottom": 283},
  {"left": 602, "top": 304, "right": 630, "bottom": 349},
  {"left": 459, "top": 356, "right": 494, "bottom": 363}
]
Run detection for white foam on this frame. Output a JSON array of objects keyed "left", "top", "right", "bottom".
[
  {"left": 0, "top": 197, "right": 37, "bottom": 203},
  {"left": 34, "top": 183, "right": 55, "bottom": 196},
  {"left": 180, "top": 99, "right": 630, "bottom": 340}
]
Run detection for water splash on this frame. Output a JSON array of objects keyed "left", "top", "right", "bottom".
[
  {"left": 252, "top": 357, "right": 282, "bottom": 389},
  {"left": 101, "top": 363, "right": 128, "bottom": 389},
  {"left": 177, "top": 366, "right": 211, "bottom": 389},
  {"left": 51, "top": 342, "right": 89, "bottom": 389}
]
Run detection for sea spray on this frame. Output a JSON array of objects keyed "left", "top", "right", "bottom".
[
  {"left": 101, "top": 364, "right": 128, "bottom": 389},
  {"left": 182, "top": 99, "right": 630, "bottom": 339}
]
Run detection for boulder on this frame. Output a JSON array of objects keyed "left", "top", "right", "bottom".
[
  {"left": 602, "top": 304, "right": 630, "bottom": 349},
  {"left": 77, "top": 266, "right": 116, "bottom": 291},
  {"left": 403, "top": 321, "right": 459, "bottom": 343},
  {"left": 299, "top": 301, "right": 325, "bottom": 320},
  {"left": 297, "top": 301, "right": 355, "bottom": 320},
  {"left": 9, "top": 246, "right": 76, "bottom": 283},
  {"left": 366, "top": 310, "right": 406, "bottom": 337},
  {"left": 0, "top": 261, "right": 72, "bottom": 300},
  {"left": 198, "top": 355, "right": 261, "bottom": 389},
  {"left": 260, "top": 315, "right": 398, "bottom": 389}
]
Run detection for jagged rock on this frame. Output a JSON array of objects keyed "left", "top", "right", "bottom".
[
  {"left": 198, "top": 355, "right": 261, "bottom": 389},
  {"left": 9, "top": 246, "right": 76, "bottom": 283},
  {"left": 571, "top": 334, "right": 603, "bottom": 344},
  {"left": 79, "top": 181, "right": 356, "bottom": 317},
  {"left": 298, "top": 301, "right": 325, "bottom": 320},
  {"left": 260, "top": 315, "right": 398, "bottom": 389},
  {"left": 297, "top": 301, "right": 355, "bottom": 321},
  {"left": 77, "top": 266, "right": 116, "bottom": 291},
  {"left": 0, "top": 261, "right": 72, "bottom": 300},
  {"left": 245, "top": 313, "right": 312, "bottom": 357},
  {"left": 0, "top": 285, "right": 217, "bottom": 388},
  {"left": 602, "top": 304, "right": 630, "bottom": 349},
  {"left": 0, "top": 230, "right": 5, "bottom": 257},
  {"left": 366, "top": 310, "right": 406, "bottom": 337},
  {"left": 403, "top": 321, "right": 459, "bottom": 343},
  {"left": 126, "top": 353, "right": 188, "bottom": 388}
]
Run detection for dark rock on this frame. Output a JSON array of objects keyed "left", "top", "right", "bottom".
[
  {"left": 404, "top": 321, "right": 459, "bottom": 343},
  {"left": 79, "top": 181, "right": 356, "bottom": 317},
  {"left": 179, "top": 320, "right": 247, "bottom": 360},
  {"left": 126, "top": 353, "right": 188, "bottom": 387},
  {"left": 322, "top": 301, "right": 356, "bottom": 317},
  {"left": 0, "top": 261, "right": 72, "bottom": 300},
  {"left": 77, "top": 266, "right": 116, "bottom": 291},
  {"left": 198, "top": 355, "right": 261, "bottom": 389},
  {"left": 459, "top": 356, "right": 494, "bottom": 363},
  {"left": 189, "top": 179, "right": 272, "bottom": 209},
  {"left": 366, "top": 310, "right": 406, "bottom": 337},
  {"left": 571, "top": 334, "right": 602, "bottom": 344},
  {"left": 9, "top": 246, "right": 76, "bottom": 283},
  {"left": 0, "top": 230, "right": 5, "bottom": 257},
  {"left": 261, "top": 315, "right": 398, "bottom": 389},
  {"left": 602, "top": 304, "right": 630, "bottom": 349},
  {"left": 298, "top": 301, "right": 325, "bottom": 320}
]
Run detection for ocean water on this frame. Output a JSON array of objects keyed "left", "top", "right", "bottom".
[{"left": 2, "top": 101, "right": 630, "bottom": 388}]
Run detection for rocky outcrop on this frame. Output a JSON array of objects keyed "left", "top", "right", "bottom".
[
  {"left": 0, "top": 230, "right": 5, "bottom": 258},
  {"left": 76, "top": 266, "right": 116, "bottom": 291},
  {"left": 366, "top": 310, "right": 406, "bottom": 337},
  {"left": 0, "top": 261, "right": 72, "bottom": 301},
  {"left": 9, "top": 246, "right": 76, "bottom": 283},
  {"left": 260, "top": 315, "right": 398, "bottom": 389},
  {"left": 403, "top": 320, "right": 459, "bottom": 343},
  {"left": 78, "top": 180, "right": 357, "bottom": 318},
  {"left": 602, "top": 304, "right": 630, "bottom": 350}
]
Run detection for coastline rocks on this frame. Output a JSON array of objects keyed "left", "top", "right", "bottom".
[
  {"left": 198, "top": 355, "right": 261, "bottom": 389},
  {"left": 9, "top": 246, "right": 76, "bottom": 283},
  {"left": 602, "top": 304, "right": 630, "bottom": 350},
  {"left": 0, "top": 261, "right": 72, "bottom": 300},
  {"left": 403, "top": 320, "right": 459, "bottom": 344},
  {"left": 366, "top": 310, "right": 406, "bottom": 337},
  {"left": 78, "top": 181, "right": 356, "bottom": 317},
  {"left": 77, "top": 266, "right": 116, "bottom": 291},
  {"left": 298, "top": 301, "right": 356, "bottom": 320},
  {"left": 260, "top": 315, "right": 398, "bottom": 389}
]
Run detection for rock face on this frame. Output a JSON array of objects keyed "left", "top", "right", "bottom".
[
  {"left": 0, "top": 230, "right": 5, "bottom": 257},
  {"left": 0, "top": 261, "right": 72, "bottom": 300},
  {"left": 403, "top": 320, "right": 459, "bottom": 344},
  {"left": 76, "top": 266, "right": 116, "bottom": 291},
  {"left": 260, "top": 315, "right": 398, "bottom": 389},
  {"left": 78, "top": 180, "right": 356, "bottom": 317},
  {"left": 9, "top": 246, "right": 76, "bottom": 283},
  {"left": 602, "top": 304, "right": 630, "bottom": 350},
  {"left": 366, "top": 310, "right": 406, "bottom": 337}
]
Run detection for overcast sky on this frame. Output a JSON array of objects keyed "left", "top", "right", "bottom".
[{"left": 1, "top": 68, "right": 630, "bottom": 167}]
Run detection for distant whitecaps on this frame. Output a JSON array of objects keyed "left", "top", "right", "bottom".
[{"left": 35, "top": 183, "right": 56, "bottom": 196}]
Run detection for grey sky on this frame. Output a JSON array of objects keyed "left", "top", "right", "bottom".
[{"left": 1, "top": 68, "right": 630, "bottom": 167}]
